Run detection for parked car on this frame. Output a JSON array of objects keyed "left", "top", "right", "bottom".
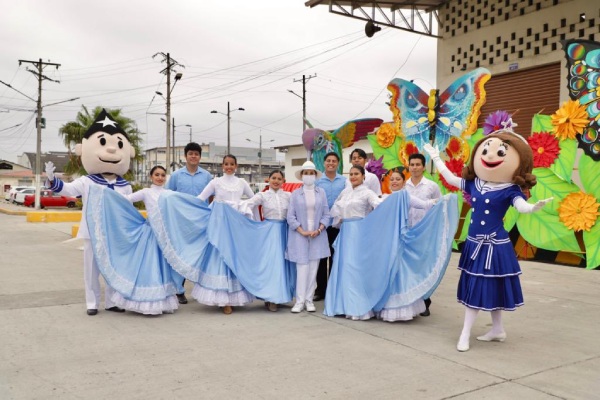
[
  {"left": 23, "top": 190, "right": 78, "bottom": 208},
  {"left": 5, "top": 186, "right": 34, "bottom": 202},
  {"left": 14, "top": 188, "right": 36, "bottom": 204}
]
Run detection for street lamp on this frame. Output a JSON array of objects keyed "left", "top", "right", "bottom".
[
  {"left": 211, "top": 101, "right": 244, "bottom": 155},
  {"left": 246, "top": 133, "right": 274, "bottom": 182}
]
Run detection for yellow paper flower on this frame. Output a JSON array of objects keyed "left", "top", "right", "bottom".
[
  {"left": 558, "top": 192, "right": 600, "bottom": 231},
  {"left": 551, "top": 100, "right": 589, "bottom": 140},
  {"left": 376, "top": 123, "right": 398, "bottom": 148}
]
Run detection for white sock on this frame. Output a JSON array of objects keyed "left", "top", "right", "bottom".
[{"left": 458, "top": 307, "right": 479, "bottom": 347}]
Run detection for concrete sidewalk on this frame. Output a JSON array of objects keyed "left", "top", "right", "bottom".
[{"left": 0, "top": 210, "right": 599, "bottom": 400}]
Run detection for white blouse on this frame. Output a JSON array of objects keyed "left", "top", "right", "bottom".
[
  {"left": 330, "top": 184, "right": 382, "bottom": 227},
  {"left": 124, "top": 184, "right": 165, "bottom": 215},
  {"left": 241, "top": 188, "right": 291, "bottom": 220},
  {"left": 198, "top": 174, "right": 254, "bottom": 210}
]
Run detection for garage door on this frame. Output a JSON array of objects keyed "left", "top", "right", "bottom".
[{"left": 478, "top": 62, "right": 561, "bottom": 138}]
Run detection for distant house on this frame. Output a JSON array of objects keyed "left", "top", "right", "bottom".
[
  {"left": 18, "top": 151, "right": 71, "bottom": 174},
  {"left": 1, "top": 152, "right": 74, "bottom": 197},
  {"left": 0, "top": 160, "right": 33, "bottom": 196}
]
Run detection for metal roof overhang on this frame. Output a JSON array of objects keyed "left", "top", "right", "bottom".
[{"left": 305, "top": 0, "right": 450, "bottom": 38}]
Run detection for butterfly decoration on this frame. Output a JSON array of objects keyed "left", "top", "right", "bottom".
[
  {"left": 387, "top": 68, "right": 491, "bottom": 160},
  {"left": 302, "top": 118, "right": 383, "bottom": 173},
  {"left": 563, "top": 39, "right": 600, "bottom": 161}
]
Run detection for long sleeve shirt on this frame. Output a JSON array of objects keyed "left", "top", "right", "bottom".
[
  {"left": 404, "top": 177, "right": 442, "bottom": 227},
  {"left": 198, "top": 174, "right": 254, "bottom": 210},
  {"left": 124, "top": 184, "right": 166, "bottom": 215},
  {"left": 240, "top": 188, "right": 291, "bottom": 220},
  {"left": 165, "top": 166, "right": 212, "bottom": 196},
  {"left": 330, "top": 184, "right": 382, "bottom": 227}
]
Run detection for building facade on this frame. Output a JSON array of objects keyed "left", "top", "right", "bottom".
[
  {"left": 140, "top": 142, "right": 282, "bottom": 188},
  {"left": 438, "top": 0, "right": 599, "bottom": 136}
]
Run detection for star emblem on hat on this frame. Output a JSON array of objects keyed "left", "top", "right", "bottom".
[{"left": 96, "top": 116, "right": 117, "bottom": 128}]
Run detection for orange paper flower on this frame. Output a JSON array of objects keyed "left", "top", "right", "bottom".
[
  {"left": 376, "top": 123, "right": 397, "bottom": 148},
  {"left": 551, "top": 100, "right": 589, "bottom": 140},
  {"left": 558, "top": 192, "right": 600, "bottom": 232}
]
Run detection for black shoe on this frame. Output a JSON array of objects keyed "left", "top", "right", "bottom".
[
  {"left": 420, "top": 298, "right": 432, "bottom": 317},
  {"left": 177, "top": 293, "right": 188, "bottom": 304},
  {"left": 105, "top": 306, "right": 125, "bottom": 313},
  {"left": 313, "top": 295, "right": 324, "bottom": 302},
  {"left": 87, "top": 309, "right": 98, "bottom": 316}
]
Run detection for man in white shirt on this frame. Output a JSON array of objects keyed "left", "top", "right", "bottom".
[
  {"left": 345, "top": 148, "right": 382, "bottom": 195},
  {"left": 404, "top": 153, "right": 442, "bottom": 317}
]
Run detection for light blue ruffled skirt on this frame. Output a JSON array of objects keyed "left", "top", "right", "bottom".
[
  {"left": 324, "top": 192, "right": 458, "bottom": 320},
  {"left": 86, "top": 186, "right": 179, "bottom": 315}
]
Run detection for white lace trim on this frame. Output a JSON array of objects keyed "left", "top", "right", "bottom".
[
  {"left": 111, "top": 292, "right": 179, "bottom": 315},
  {"left": 151, "top": 208, "right": 201, "bottom": 282},
  {"left": 378, "top": 300, "right": 426, "bottom": 322},
  {"left": 191, "top": 284, "right": 255, "bottom": 306}
]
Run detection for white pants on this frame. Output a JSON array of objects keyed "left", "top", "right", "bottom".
[
  {"left": 83, "top": 239, "right": 116, "bottom": 310},
  {"left": 295, "top": 260, "right": 319, "bottom": 304}
]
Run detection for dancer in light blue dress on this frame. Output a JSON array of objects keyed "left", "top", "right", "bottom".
[
  {"left": 85, "top": 166, "right": 179, "bottom": 315},
  {"left": 324, "top": 166, "right": 459, "bottom": 321},
  {"left": 191, "top": 155, "right": 255, "bottom": 314},
  {"left": 239, "top": 170, "right": 295, "bottom": 312},
  {"left": 379, "top": 168, "right": 434, "bottom": 322}
]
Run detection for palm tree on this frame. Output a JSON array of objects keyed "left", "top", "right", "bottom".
[{"left": 59, "top": 105, "right": 144, "bottom": 180}]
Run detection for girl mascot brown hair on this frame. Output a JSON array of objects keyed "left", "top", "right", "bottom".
[{"left": 424, "top": 125, "right": 552, "bottom": 352}]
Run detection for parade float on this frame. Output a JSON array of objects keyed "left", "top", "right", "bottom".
[{"left": 306, "top": 39, "right": 600, "bottom": 269}]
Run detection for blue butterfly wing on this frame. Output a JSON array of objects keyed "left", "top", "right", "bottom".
[
  {"left": 435, "top": 68, "right": 491, "bottom": 150},
  {"left": 564, "top": 39, "right": 600, "bottom": 160},
  {"left": 388, "top": 78, "right": 430, "bottom": 151}
]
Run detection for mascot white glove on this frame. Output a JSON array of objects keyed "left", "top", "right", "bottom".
[
  {"left": 514, "top": 197, "right": 554, "bottom": 213},
  {"left": 45, "top": 161, "right": 55, "bottom": 182},
  {"left": 423, "top": 143, "right": 441, "bottom": 161},
  {"left": 532, "top": 197, "right": 554, "bottom": 212}
]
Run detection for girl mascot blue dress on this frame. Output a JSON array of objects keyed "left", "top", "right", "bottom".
[{"left": 424, "top": 126, "right": 552, "bottom": 352}]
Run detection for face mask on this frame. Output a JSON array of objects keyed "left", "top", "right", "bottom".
[{"left": 302, "top": 175, "right": 316, "bottom": 186}]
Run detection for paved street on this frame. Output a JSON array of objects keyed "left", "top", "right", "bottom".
[{"left": 0, "top": 208, "right": 599, "bottom": 399}]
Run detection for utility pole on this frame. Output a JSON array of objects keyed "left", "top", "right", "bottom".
[
  {"left": 292, "top": 74, "right": 317, "bottom": 132},
  {"left": 172, "top": 117, "right": 175, "bottom": 170},
  {"left": 18, "top": 58, "right": 60, "bottom": 210},
  {"left": 258, "top": 133, "right": 262, "bottom": 181},
  {"left": 153, "top": 52, "right": 184, "bottom": 174}
]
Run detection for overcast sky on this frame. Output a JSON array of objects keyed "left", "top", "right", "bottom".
[{"left": 0, "top": 0, "right": 437, "bottom": 163}]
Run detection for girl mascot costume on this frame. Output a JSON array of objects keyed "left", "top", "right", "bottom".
[{"left": 424, "top": 125, "right": 552, "bottom": 352}]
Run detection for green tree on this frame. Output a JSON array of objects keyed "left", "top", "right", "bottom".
[{"left": 59, "top": 105, "right": 144, "bottom": 180}]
